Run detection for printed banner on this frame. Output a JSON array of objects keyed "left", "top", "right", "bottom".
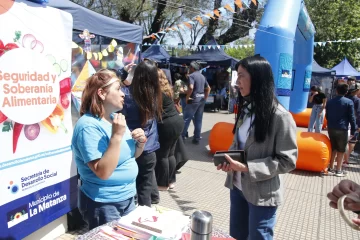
[
  {"left": 276, "top": 53, "right": 293, "bottom": 96},
  {"left": 0, "top": 1, "right": 77, "bottom": 239},
  {"left": 303, "top": 70, "right": 312, "bottom": 92}
]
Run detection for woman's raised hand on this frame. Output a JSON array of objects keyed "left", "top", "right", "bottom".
[
  {"left": 131, "top": 128, "right": 146, "bottom": 144},
  {"left": 112, "top": 113, "right": 127, "bottom": 138}
]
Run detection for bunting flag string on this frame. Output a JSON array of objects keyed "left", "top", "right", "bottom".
[
  {"left": 143, "top": 0, "right": 253, "bottom": 39},
  {"left": 144, "top": 43, "right": 256, "bottom": 50},
  {"left": 72, "top": 39, "right": 118, "bottom": 60},
  {"left": 314, "top": 38, "right": 360, "bottom": 47}
]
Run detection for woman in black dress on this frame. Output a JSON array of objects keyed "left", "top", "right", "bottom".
[{"left": 155, "top": 69, "right": 185, "bottom": 190}]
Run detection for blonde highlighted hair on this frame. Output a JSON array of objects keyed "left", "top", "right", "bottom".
[
  {"left": 158, "top": 69, "right": 173, "bottom": 98},
  {"left": 80, "top": 69, "right": 119, "bottom": 118}
]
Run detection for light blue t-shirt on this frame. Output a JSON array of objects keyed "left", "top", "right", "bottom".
[{"left": 72, "top": 113, "right": 138, "bottom": 203}]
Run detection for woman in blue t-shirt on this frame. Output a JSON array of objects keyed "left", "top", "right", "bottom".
[{"left": 72, "top": 69, "right": 146, "bottom": 230}]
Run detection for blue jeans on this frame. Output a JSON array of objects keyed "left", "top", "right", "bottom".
[
  {"left": 230, "top": 187, "right": 277, "bottom": 240},
  {"left": 308, "top": 104, "right": 324, "bottom": 133},
  {"left": 182, "top": 99, "right": 205, "bottom": 140},
  {"left": 78, "top": 189, "right": 136, "bottom": 230},
  {"left": 180, "top": 97, "right": 187, "bottom": 112}
]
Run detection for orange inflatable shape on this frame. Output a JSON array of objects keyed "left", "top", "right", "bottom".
[
  {"left": 291, "top": 108, "right": 327, "bottom": 129},
  {"left": 296, "top": 132, "right": 331, "bottom": 172},
  {"left": 209, "top": 122, "right": 235, "bottom": 154}
]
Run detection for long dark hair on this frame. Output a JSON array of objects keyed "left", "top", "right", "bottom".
[
  {"left": 236, "top": 55, "right": 278, "bottom": 143},
  {"left": 131, "top": 60, "right": 163, "bottom": 126}
]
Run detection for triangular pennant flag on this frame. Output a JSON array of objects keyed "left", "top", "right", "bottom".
[
  {"left": 195, "top": 16, "right": 204, "bottom": 25},
  {"left": 251, "top": 0, "right": 257, "bottom": 6},
  {"left": 102, "top": 49, "right": 108, "bottom": 56},
  {"left": 218, "top": 7, "right": 226, "bottom": 15},
  {"left": 72, "top": 42, "right": 79, "bottom": 48},
  {"left": 220, "top": 45, "right": 225, "bottom": 50},
  {"left": 72, "top": 61, "right": 96, "bottom": 93},
  {"left": 244, "top": 45, "right": 248, "bottom": 48},
  {"left": 110, "top": 39, "right": 117, "bottom": 47},
  {"left": 206, "top": 13, "right": 215, "bottom": 19},
  {"left": 108, "top": 45, "right": 115, "bottom": 53},
  {"left": 242, "top": 0, "right": 249, "bottom": 7},
  {"left": 213, "top": 9, "right": 220, "bottom": 18},
  {"left": 207, "top": 46, "right": 211, "bottom": 49},
  {"left": 86, "top": 51, "right": 92, "bottom": 60},
  {"left": 235, "top": 0, "right": 242, "bottom": 9},
  {"left": 93, "top": 52, "right": 98, "bottom": 60},
  {"left": 101, "top": 61, "right": 107, "bottom": 69},
  {"left": 217, "top": 46, "right": 221, "bottom": 49},
  {"left": 224, "top": 4, "right": 235, "bottom": 13},
  {"left": 98, "top": 52, "right": 103, "bottom": 60},
  {"left": 183, "top": 22, "right": 192, "bottom": 29}
]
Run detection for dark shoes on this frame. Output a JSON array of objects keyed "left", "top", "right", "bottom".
[{"left": 192, "top": 139, "right": 200, "bottom": 145}]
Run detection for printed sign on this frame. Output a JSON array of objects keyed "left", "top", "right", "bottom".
[
  {"left": 303, "top": 70, "right": 312, "bottom": 92},
  {"left": 277, "top": 53, "right": 293, "bottom": 96},
  {"left": 0, "top": 1, "right": 77, "bottom": 239}
]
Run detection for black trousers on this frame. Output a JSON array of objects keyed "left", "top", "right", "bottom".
[
  {"left": 136, "top": 151, "right": 159, "bottom": 207},
  {"left": 155, "top": 116, "right": 184, "bottom": 187}
]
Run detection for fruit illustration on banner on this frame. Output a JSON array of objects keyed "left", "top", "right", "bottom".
[
  {"left": 41, "top": 105, "right": 67, "bottom": 134},
  {"left": 24, "top": 123, "right": 40, "bottom": 141},
  {"left": 46, "top": 55, "right": 69, "bottom": 77},
  {"left": 60, "top": 94, "right": 70, "bottom": 109},
  {"left": 13, "top": 122, "right": 23, "bottom": 153},
  {"left": 22, "top": 33, "right": 44, "bottom": 53},
  {"left": 0, "top": 39, "right": 19, "bottom": 57},
  {"left": 13, "top": 31, "right": 21, "bottom": 43},
  {"left": 0, "top": 111, "right": 7, "bottom": 123}
]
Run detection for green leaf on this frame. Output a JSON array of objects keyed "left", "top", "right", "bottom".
[{"left": 2, "top": 121, "right": 13, "bottom": 132}]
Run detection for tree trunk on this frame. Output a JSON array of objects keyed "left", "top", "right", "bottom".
[
  {"left": 198, "top": 0, "right": 222, "bottom": 45},
  {"left": 143, "top": 0, "right": 167, "bottom": 44},
  {"left": 199, "top": 0, "right": 259, "bottom": 45}
]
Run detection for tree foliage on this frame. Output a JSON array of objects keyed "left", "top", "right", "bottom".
[
  {"left": 225, "top": 38, "right": 254, "bottom": 60},
  {"left": 72, "top": 0, "right": 262, "bottom": 45},
  {"left": 198, "top": 0, "right": 259, "bottom": 45},
  {"left": 305, "top": 0, "right": 360, "bottom": 69}
]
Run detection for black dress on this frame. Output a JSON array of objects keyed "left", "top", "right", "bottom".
[{"left": 155, "top": 93, "right": 184, "bottom": 186}]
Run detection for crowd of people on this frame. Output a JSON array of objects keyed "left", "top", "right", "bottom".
[
  {"left": 308, "top": 76, "right": 360, "bottom": 177},
  {"left": 70, "top": 55, "right": 360, "bottom": 239},
  {"left": 72, "top": 59, "right": 214, "bottom": 230}
]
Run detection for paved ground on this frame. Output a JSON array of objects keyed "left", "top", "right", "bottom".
[{"left": 58, "top": 111, "right": 360, "bottom": 240}]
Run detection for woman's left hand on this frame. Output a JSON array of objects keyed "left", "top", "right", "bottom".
[
  {"left": 219, "top": 154, "right": 249, "bottom": 172},
  {"left": 131, "top": 128, "right": 146, "bottom": 144}
]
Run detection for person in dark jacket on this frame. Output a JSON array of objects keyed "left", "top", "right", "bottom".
[
  {"left": 119, "top": 62, "right": 162, "bottom": 206},
  {"left": 326, "top": 83, "right": 358, "bottom": 177},
  {"left": 344, "top": 83, "right": 360, "bottom": 165}
]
